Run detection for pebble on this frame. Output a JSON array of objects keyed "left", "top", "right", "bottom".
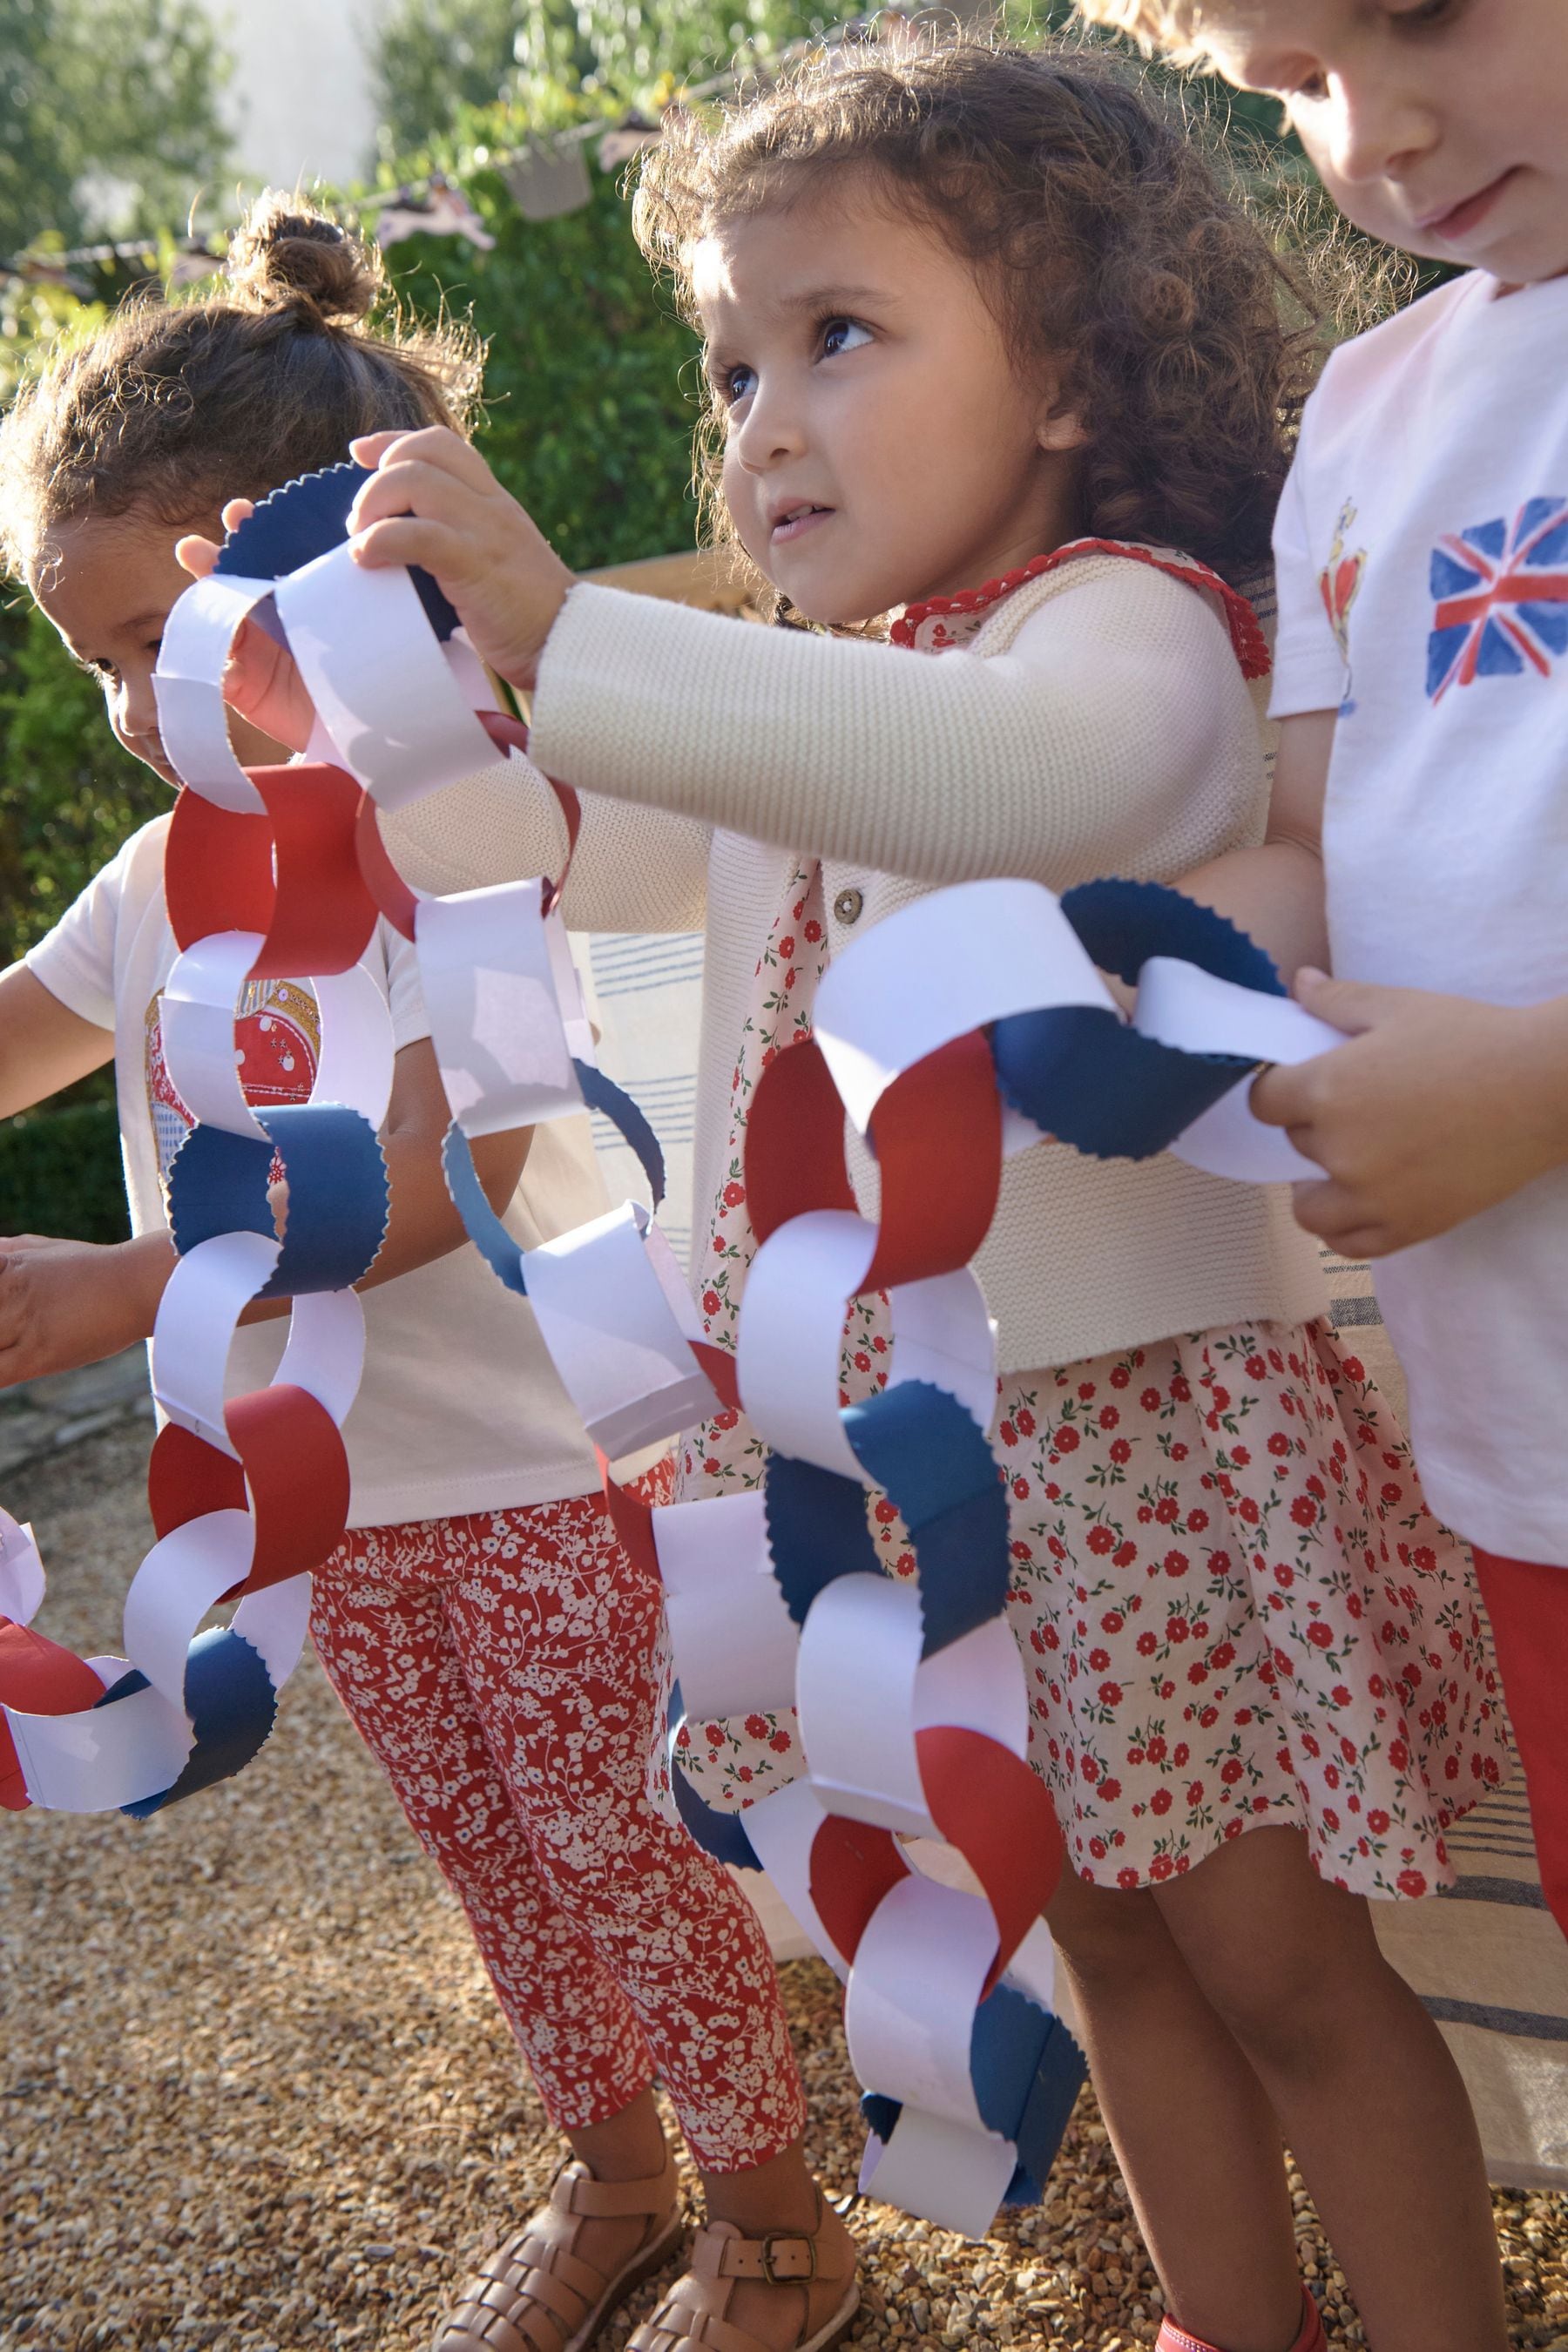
[{"left": 4, "top": 1423, "right": 1567, "bottom": 2350}]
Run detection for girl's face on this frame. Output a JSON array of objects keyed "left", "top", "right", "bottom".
[
  {"left": 31, "top": 509, "right": 287, "bottom": 786},
  {"left": 1203, "top": 0, "right": 1568, "bottom": 283},
  {"left": 693, "top": 182, "right": 1085, "bottom": 626}
]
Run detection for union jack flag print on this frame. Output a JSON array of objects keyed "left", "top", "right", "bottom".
[{"left": 1427, "top": 496, "right": 1568, "bottom": 700}]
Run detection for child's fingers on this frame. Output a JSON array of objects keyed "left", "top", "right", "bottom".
[
  {"left": 220, "top": 497, "right": 255, "bottom": 532},
  {"left": 1289, "top": 1178, "right": 1383, "bottom": 1256},
  {"left": 176, "top": 531, "right": 221, "bottom": 579},
  {"left": 1248, "top": 1058, "right": 1314, "bottom": 1130},
  {"left": 349, "top": 423, "right": 493, "bottom": 492},
  {"left": 349, "top": 513, "right": 469, "bottom": 578},
  {"left": 348, "top": 456, "right": 489, "bottom": 538}
]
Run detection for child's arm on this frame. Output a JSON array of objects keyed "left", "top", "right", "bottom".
[
  {"left": 0, "top": 961, "right": 117, "bottom": 1119},
  {"left": 345, "top": 431, "right": 1259, "bottom": 888},
  {"left": 0, "top": 1027, "right": 531, "bottom": 1388},
  {"left": 1179, "top": 709, "right": 1335, "bottom": 979},
  {"left": 1178, "top": 716, "right": 1568, "bottom": 1258}
]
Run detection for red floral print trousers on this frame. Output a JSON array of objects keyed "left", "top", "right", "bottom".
[{"left": 308, "top": 1478, "right": 805, "bottom": 2171}]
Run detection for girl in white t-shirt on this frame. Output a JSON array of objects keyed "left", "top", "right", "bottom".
[
  {"left": 281, "top": 39, "right": 1516, "bottom": 2352},
  {"left": 0, "top": 194, "right": 858, "bottom": 2352}
]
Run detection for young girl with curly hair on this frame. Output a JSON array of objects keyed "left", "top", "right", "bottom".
[{"left": 234, "top": 38, "right": 1509, "bottom": 2352}]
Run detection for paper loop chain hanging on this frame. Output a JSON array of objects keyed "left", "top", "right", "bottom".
[{"left": 0, "top": 463, "right": 1343, "bottom": 2234}]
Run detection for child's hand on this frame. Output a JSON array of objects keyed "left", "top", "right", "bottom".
[
  {"left": 347, "top": 427, "right": 576, "bottom": 690},
  {"left": 1250, "top": 971, "right": 1568, "bottom": 1258},
  {"left": 176, "top": 503, "right": 319, "bottom": 754},
  {"left": 0, "top": 1233, "right": 175, "bottom": 1388}
]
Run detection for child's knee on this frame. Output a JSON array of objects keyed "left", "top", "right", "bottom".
[{"left": 1049, "top": 1874, "right": 1173, "bottom": 1999}]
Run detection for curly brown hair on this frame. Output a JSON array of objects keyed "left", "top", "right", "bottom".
[
  {"left": 0, "top": 189, "right": 483, "bottom": 581},
  {"left": 634, "top": 36, "right": 1317, "bottom": 589},
  {"left": 1071, "top": 1, "right": 1208, "bottom": 60}
]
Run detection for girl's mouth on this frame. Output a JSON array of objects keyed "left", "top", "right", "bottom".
[
  {"left": 770, "top": 503, "right": 835, "bottom": 545},
  {"left": 1419, "top": 167, "right": 1519, "bottom": 244}
]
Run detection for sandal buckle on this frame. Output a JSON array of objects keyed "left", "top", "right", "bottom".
[{"left": 759, "top": 2232, "right": 815, "bottom": 2287}]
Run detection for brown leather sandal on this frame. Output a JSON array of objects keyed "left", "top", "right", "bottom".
[
  {"left": 625, "top": 2187, "right": 859, "bottom": 2352},
  {"left": 433, "top": 2142, "right": 686, "bottom": 2352}
]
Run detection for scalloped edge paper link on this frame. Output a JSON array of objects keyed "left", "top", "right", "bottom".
[{"left": 2, "top": 463, "right": 1361, "bottom": 2240}]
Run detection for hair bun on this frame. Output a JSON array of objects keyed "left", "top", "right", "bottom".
[{"left": 226, "top": 189, "right": 382, "bottom": 325}]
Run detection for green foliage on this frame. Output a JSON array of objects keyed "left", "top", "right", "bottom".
[
  {"left": 382, "top": 137, "right": 703, "bottom": 568},
  {"left": 373, "top": 0, "right": 524, "bottom": 160},
  {"left": 0, "top": 1100, "right": 129, "bottom": 1243},
  {"left": 372, "top": 0, "right": 829, "bottom": 156},
  {"left": 0, "top": 597, "right": 166, "bottom": 963},
  {"left": 0, "top": 0, "right": 232, "bottom": 260}
]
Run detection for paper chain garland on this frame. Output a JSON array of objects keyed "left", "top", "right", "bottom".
[{"left": 0, "top": 463, "right": 1344, "bottom": 2234}]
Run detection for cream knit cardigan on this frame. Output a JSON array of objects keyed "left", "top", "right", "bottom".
[{"left": 389, "top": 549, "right": 1327, "bottom": 1373}]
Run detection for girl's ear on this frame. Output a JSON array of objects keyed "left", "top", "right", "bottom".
[{"left": 1034, "top": 365, "right": 1089, "bottom": 456}]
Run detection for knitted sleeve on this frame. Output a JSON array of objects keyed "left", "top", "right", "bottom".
[
  {"left": 529, "top": 558, "right": 1262, "bottom": 888},
  {"left": 382, "top": 758, "right": 710, "bottom": 933}
]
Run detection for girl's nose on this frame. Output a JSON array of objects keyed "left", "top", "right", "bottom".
[
  {"left": 1321, "top": 71, "right": 1436, "bottom": 188},
  {"left": 731, "top": 376, "right": 806, "bottom": 474},
  {"left": 113, "top": 670, "right": 163, "bottom": 761}
]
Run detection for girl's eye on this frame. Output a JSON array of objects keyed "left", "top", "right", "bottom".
[
  {"left": 821, "top": 317, "right": 873, "bottom": 360},
  {"left": 1387, "top": 0, "right": 1463, "bottom": 24},
  {"left": 716, "top": 361, "right": 756, "bottom": 407}
]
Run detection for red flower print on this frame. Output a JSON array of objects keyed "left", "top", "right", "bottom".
[
  {"left": 803, "top": 919, "right": 822, "bottom": 943},
  {"left": 1114, "top": 1539, "right": 1137, "bottom": 1566},
  {"left": 854, "top": 1350, "right": 871, "bottom": 1373},
  {"left": 1150, "top": 1854, "right": 1174, "bottom": 1881},
  {"left": 1110, "top": 1366, "right": 1130, "bottom": 1389},
  {"left": 746, "top": 1714, "right": 769, "bottom": 1738},
  {"left": 1397, "top": 1869, "right": 1427, "bottom": 1897},
  {"left": 1151, "top": 1788, "right": 1173, "bottom": 1815},
  {"left": 1012, "top": 1477, "right": 1030, "bottom": 1501},
  {"left": 1146, "top": 1737, "right": 1168, "bottom": 1763},
  {"left": 1140, "top": 1388, "right": 1161, "bottom": 1412},
  {"left": 1308, "top": 1622, "right": 1334, "bottom": 1650},
  {"left": 770, "top": 1732, "right": 793, "bottom": 1754},
  {"left": 1341, "top": 1356, "right": 1365, "bottom": 1382},
  {"left": 874, "top": 1498, "right": 899, "bottom": 1524},
  {"left": 1173, "top": 1743, "right": 1190, "bottom": 1767},
  {"left": 1211, "top": 1642, "right": 1236, "bottom": 1670},
  {"left": 1056, "top": 1426, "right": 1080, "bottom": 1452},
  {"left": 1098, "top": 1681, "right": 1123, "bottom": 1707},
  {"left": 1099, "top": 1405, "right": 1120, "bottom": 1429},
  {"left": 1111, "top": 1439, "right": 1132, "bottom": 1465},
  {"left": 1231, "top": 1445, "right": 1251, "bottom": 1467},
  {"left": 1016, "top": 1407, "right": 1036, "bottom": 1436},
  {"left": 704, "top": 1456, "right": 720, "bottom": 1476},
  {"left": 1101, "top": 1610, "right": 1125, "bottom": 1634},
  {"left": 1269, "top": 1433, "right": 1292, "bottom": 1457},
  {"left": 1221, "top": 1759, "right": 1244, "bottom": 1785},
  {"left": 777, "top": 936, "right": 795, "bottom": 959},
  {"left": 1087, "top": 1526, "right": 1115, "bottom": 1556},
  {"left": 702, "top": 1288, "right": 722, "bottom": 1316},
  {"left": 1000, "top": 1420, "right": 1017, "bottom": 1448},
  {"left": 1164, "top": 1550, "right": 1188, "bottom": 1577},
  {"left": 1119, "top": 1868, "right": 1140, "bottom": 1889},
  {"left": 723, "top": 1180, "right": 746, "bottom": 1208},
  {"left": 1098, "top": 1779, "right": 1121, "bottom": 1802},
  {"left": 1078, "top": 1382, "right": 1097, "bottom": 1402},
  {"left": 1137, "top": 1631, "right": 1158, "bottom": 1656}
]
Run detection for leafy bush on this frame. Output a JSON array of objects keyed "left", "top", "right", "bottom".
[
  {"left": 0, "top": 1101, "right": 129, "bottom": 1243},
  {"left": 381, "top": 135, "right": 704, "bottom": 571}
]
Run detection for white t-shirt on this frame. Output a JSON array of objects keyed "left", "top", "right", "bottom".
[
  {"left": 26, "top": 812, "right": 627, "bottom": 1530},
  {"left": 1272, "top": 267, "right": 1568, "bottom": 1564}
]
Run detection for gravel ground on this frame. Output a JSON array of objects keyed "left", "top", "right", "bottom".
[{"left": 3, "top": 1424, "right": 1565, "bottom": 2352}]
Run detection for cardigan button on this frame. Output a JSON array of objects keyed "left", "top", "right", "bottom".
[{"left": 832, "top": 887, "right": 864, "bottom": 926}]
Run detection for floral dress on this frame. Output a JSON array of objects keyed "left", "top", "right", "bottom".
[{"left": 672, "top": 558, "right": 1512, "bottom": 1900}]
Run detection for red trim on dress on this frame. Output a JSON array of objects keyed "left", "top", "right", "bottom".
[{"left": 889, "top": 537, "right": 1272, "bottom": 681}]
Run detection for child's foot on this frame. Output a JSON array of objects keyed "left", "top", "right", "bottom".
[
  {"left": 627, "top": 2184, "right": 859, "bottom": 2352},
  {"left": 433, "top": 2141, "right": 684, "bottom": 2352}
]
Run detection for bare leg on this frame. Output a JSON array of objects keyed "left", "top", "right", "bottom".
[
  {"left": 557, "top": 2087, "right": 679, "bottom": 2283},
  {"left": 1155, "top": 1828, "right": 1508, "bottom": 2352},
  {"left": 1048, "top": 1866, "right": 1303, "bottom": 2352}
]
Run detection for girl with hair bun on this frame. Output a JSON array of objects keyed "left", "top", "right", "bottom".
[{"left": 0, "top": 190, "right": 855, "bottom": 2352}]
